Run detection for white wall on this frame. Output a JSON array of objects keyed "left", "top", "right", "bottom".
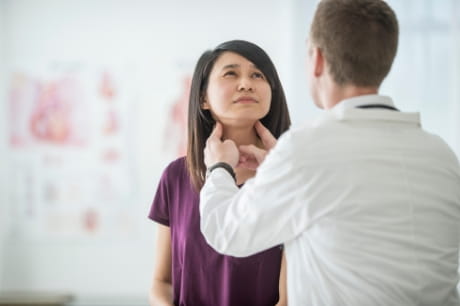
[
  {"left": 0, "top": 0, "right": 295, "bottom": 302},
  {"left": 452, "top": 0, "right": 460, "bottom": 157},
  {"left": 382, "top": 0, "right": 460, "bottom": 158},
  {"left": 287, "top": 0, "right": 323, "bottom": 124},
  {"left": 0, "top": 0, "right": 8, "bottom": 290}
]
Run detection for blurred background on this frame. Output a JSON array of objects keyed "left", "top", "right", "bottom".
[{"left": 0, "top": 0, "right": 459, "bottom": 305}]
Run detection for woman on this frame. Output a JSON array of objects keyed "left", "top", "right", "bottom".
[{"left": 149, "top": 40, "right": 291, "bottom": 306}]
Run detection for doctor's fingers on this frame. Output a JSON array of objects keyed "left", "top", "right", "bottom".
[
  {"left": 239, "top": 144, "right": 267, "bottom": 164},
  {"left": 206, "top": 122, "right": 223, "bottom": 149},
  {"left": 237, "top": 158, "right": 260, "bottom": 171},
  {"left": 210, "top": 122, "right": 223, "bottom": 141},
  {"left": 204, "top": 146, "right": 212, "bottom": 167},
  {"left": 255, "top": 121, "right": 277, "bottom": 150}
]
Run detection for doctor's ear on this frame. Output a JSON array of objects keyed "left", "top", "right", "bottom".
[{"left": 313, "top": 47, "right": 325, "bottom": 77}]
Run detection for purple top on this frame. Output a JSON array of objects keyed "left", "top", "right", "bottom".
[{"left": 149, "top": 157, "right": 282, "bottom": 306}]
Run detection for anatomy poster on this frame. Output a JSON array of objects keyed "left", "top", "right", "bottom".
[
  {"left": 163, "top": 74, "right": 191, "bottom": 158},
  {"left": 7, "top": 63, "right": 139, "bottom": 241}
]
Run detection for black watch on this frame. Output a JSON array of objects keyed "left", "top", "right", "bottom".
[{"left": 206, "top": 162, "right": 236, "bottom": 182}]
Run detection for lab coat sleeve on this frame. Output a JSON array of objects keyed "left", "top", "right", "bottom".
[{"left": 200, "top": 131, "right": 311, "bottom": 257}]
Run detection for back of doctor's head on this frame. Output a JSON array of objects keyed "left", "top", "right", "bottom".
[{"left": 310, "top": 0, "right": 399, "bottom": 88}]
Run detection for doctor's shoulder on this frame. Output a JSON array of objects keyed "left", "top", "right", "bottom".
[{"left": 280, "top": 119, "right": 339, "bottom": 151}]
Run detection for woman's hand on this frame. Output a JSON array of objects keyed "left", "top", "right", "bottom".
[{"left": 238, "top": 121, "right": 277, "bottom": 170}]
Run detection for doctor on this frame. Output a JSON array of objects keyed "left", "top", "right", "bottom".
[{"left": 200, "top": 0, "right": 460, "bottom": 305}]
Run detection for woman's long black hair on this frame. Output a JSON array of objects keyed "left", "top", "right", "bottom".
[{"left": 186, "top": 40, "right": 291, "bottom": 190}]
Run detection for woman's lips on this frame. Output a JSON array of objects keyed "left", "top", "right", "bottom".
[{"left": 234, "top": 97, "right": 257, "bottom": 104}]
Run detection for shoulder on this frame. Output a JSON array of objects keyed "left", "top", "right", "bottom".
[
  {"left": 265, "top": 114, "right": 346, "bottom": 172},
  {"left": 154, "top": 156, "right": 195, "bottom": 202},
  {"left": 164, "top": 156, "right": 187, "bottom": 173},
  {"left": 419, "top": 131, "right": 460, "bottom": 166},
  {"left": 159, "top": 156, "right": 188, "bottom": 184},
  {"left": 163, "top": 156, "right": 187, "bottom": 175},
  {"left": 276, "top": 115, "right": 339, "bottom": 150}
]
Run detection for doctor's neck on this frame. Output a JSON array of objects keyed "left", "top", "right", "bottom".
[{"left": 320, "top": 84, "right": 379, "bottom": 110}]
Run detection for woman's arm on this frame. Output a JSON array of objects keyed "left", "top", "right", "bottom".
[
  {"left": 276, "top": 251, "right": 288, "bottom": 306},
  {"left": 149, "top": 224, "right": 174, "bottom": 306}
]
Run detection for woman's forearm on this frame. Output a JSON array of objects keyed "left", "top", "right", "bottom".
[
  {"left": 276, "top": 251, "right": 288, "bottom": 306},
  {"left": 150, "top": 279, "right": 174, "bottom": 306}
]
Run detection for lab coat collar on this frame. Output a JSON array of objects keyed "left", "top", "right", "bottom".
[
  {"left": 329, "top": 94, "right": 421, "bottom": 126},
  {"left": 334, "top": 94, "right": 396, "bottom": 112}
]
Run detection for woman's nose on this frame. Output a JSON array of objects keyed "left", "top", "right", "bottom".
[{"left": 237, "top": 77, "right": 254, "bottom": 92}]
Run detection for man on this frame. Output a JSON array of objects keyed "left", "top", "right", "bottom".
[{"left": 200, "top": 0, "right": 460, "bottom": 305}]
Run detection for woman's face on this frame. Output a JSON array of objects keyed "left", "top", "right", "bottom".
[{"left": 202, "top": 51, "right": 271, "bottom": 126}]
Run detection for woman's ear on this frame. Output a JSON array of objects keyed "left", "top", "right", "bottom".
[{"left": 201, "top": 96, "right": 210, "bottom": 110}]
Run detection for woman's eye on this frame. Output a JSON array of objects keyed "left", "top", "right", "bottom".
[
  {"left": 224, "top": 71, "right": 236, "bottom": 77},
  {"left": 252, "top": 72, "right": 265, "bottom": 79}
]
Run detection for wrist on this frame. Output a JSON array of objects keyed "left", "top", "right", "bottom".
[{"left": 206, "top": 162, "right": 236, "bottom": 182}]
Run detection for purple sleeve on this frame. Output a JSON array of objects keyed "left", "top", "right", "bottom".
[{"left": 148, "top": 165, "right": 171, "bottom": 227}]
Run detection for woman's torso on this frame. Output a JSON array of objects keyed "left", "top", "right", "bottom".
[{"left": 151, "top": 157, "right": 282, "bottom": 306}]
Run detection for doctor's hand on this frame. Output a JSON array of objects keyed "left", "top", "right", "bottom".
[
  {"left": 204, "top": 122, "right": 240, "bottom": 168},
  {"left": 238, "top": 121, "right": 277, "bottom": 171}
]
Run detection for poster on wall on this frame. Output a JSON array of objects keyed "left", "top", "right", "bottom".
[
  {"left": 7, "top": 62, "right": 140, "bottom": 242},
  {"left": 163, "top": 74, "right": 191, "bottom": 158}
]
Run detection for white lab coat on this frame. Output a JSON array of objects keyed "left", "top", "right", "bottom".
[{"left": 200, "top": 95, "right": 460, "bottom": 306}]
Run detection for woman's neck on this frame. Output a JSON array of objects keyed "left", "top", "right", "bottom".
[
  {"left": 220, "top": 122, "right": 262, "bottom": 185},
  {"left": 221, "top": 124, "right": 260, "bottom": 147}
]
